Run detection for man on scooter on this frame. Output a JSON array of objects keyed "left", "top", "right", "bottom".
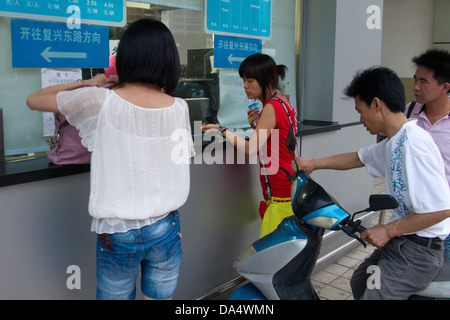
[{"left": 291, "top": 67, "right": 450, "bottom": 300}]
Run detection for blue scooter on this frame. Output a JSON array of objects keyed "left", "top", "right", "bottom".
[{"left": 228, "top": 127, "right": 450, "bottom": 300}]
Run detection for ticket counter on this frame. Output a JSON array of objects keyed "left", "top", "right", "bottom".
[{"left": 0, "top": 146, "right": 264, "bottom": 299}]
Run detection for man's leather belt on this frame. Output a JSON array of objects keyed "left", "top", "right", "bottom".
[{"left": 403, "top": 234, "right": 442, "bottom": 250}]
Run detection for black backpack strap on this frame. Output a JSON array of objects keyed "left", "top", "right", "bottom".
[{"left": 406, "top": 101, "right": 417, "bottom": 119}]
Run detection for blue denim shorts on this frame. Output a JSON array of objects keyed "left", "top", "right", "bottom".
[{"left": 96, "top": 211, "right": 182, "bottom": 300}]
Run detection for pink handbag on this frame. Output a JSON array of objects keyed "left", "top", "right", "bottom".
[{"left": 47, "top": 113, "right": 91, "bottom": 165}]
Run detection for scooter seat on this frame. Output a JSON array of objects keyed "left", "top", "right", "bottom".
[
  {"left": 414, "top": 261, "right": 450, "bottom": 298},
  {"left": 433, "top": 261, "right": 450, "bottom": 282}
]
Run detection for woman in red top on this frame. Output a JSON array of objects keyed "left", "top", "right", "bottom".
[{"left": 202, "top": 53, "right": 298, "bottom": 237}]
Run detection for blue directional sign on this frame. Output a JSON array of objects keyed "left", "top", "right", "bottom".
[
  {"left": 214, "top": 34, "right": 261, "bottom": 69},
  {"left": 11, "top": 19, "right": 109, "bottom": 68},
  {"left": 205, "top": 0, "right": 272, "bottom": 39},
  {"left": 1, "top": 0, "right": 126, "bottom": 27}
]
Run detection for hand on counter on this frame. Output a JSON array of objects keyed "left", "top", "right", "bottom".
[{"left": 200, "top": 123, "right": 220, "bottom": 133}]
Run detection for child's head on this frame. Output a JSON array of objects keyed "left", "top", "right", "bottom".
[
  {"left": 239, "top": 53, "right": 287, "bottom": 103},
  {"left": 116, "top": 19, "right": 180, "bottom": 92}
]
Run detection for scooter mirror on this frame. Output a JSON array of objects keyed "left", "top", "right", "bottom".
[
  {"left": 351, "top": 194, "right": 399, "bottom": 221},
  {"left": 368, "top": 194, "right": 399, "bottom": 211}
]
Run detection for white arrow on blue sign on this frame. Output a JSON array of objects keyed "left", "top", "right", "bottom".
[
  {"left": 214, "top": 34, "right": 262, "bottom": 69},
  {"left": 227, "top": 54, "right": 246, "bottom": 65},
  {"left": 11, "top": 19, "right": 109, "bottom": 68},
  {"left": 41, "top": 47, "right": 88, "bottom": 63}
]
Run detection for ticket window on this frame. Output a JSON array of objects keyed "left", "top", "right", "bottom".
[
  {"left": 115, "top": 0, "right": 297, "bottom": 132},
  {"left": 112, "top": 2, "right": 222, "bottom": 131},
  {"left": 0, "top": 0, "right": 297, "bottom": 160}
]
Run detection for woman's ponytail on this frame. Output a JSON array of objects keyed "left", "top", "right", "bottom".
[{"left": 277, "top": 64, "right": 287, "bottom": 81}]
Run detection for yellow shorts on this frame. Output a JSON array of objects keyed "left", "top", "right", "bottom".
[{"left": 260, "top": 197, "right": 294, "bottom": 238}]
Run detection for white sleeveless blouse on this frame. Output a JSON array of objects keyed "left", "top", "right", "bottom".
[{"left": 57, "top": 87, "right": 194, "bottom": 233}]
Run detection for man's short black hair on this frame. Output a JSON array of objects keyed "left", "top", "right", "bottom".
[
  {"left": 413, "top": 48, "right": 450, "bottom": 92},
  {"left": 116, "top": 19, "right": 180, "bottom": 93},
  {"left": 344, "top": 67, "right": 405, "bottom": 113}
]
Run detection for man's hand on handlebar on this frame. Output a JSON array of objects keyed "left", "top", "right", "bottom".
[
  {"left": 361, "top": 225, "right": 392, "bottom": 249},
  {"left": 291, "top": 157, "right": 315, "bottom": 175}
]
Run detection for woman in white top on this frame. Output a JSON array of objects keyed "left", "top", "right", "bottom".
[{"left": 27, "top": 19, "right": 194, "bottom": 300}]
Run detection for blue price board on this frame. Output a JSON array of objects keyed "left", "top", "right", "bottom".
[
  {"left": 1, "top": 0, "right": 126, "bottom": 27},
  {"left": 214, "top": 34, "right": 261, "bottom": 69},
  {"left": 11, "top": 19, "right": 109, "bottom": 68},
  {"left": 205, "top": 0, "right": 271, "bottom": 39}
]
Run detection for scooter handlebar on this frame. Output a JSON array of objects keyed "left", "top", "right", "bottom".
[
  {"left": 340, "top": 219, "right": 367, "bottom": 248},
  {"left": 356, "top": 224, "right": 366, "bottom": 234}
]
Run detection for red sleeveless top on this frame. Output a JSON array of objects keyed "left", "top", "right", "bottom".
[{"left": 257, "top": 96, "right": 298, "bottom": 200}]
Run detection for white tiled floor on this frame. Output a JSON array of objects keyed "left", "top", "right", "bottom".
[
  {"left": 311, "top": 178, "right": 386, "bottom": 300},
  {"left": 311, "top": 244, "right": 376, "bottom": 300}
]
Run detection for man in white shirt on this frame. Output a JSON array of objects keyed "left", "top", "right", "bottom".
[{"left": 292, "top": 67, "right": 450, "bottom": 300}]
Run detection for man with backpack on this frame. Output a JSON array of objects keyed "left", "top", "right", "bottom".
[{"left": 406, "top": 49, "right": 450, "bottom": 262}]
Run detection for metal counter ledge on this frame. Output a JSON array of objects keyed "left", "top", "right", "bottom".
[
  {"left": 0, "top": 157, "right": 90, "bottom": 188},
  {"left": 0, "top": 121, "right": 342, "bottom": 188},
  {"left": 297, "top": 120, "right": 342, "bottom": 136}
]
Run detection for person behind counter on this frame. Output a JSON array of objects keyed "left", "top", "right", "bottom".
[
  {"left": 291, "top": 67, "right": 450, "bottom": 300},
  {"left": 201, "top": 53, "right": 298, "bottom": 238},
  {"left": 26, "top": 18, "right": 194, "bottom": 300}
]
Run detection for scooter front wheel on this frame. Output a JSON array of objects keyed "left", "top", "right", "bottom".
[{"left": 228, "top": 283, "right": 268, "bottom": 300}]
